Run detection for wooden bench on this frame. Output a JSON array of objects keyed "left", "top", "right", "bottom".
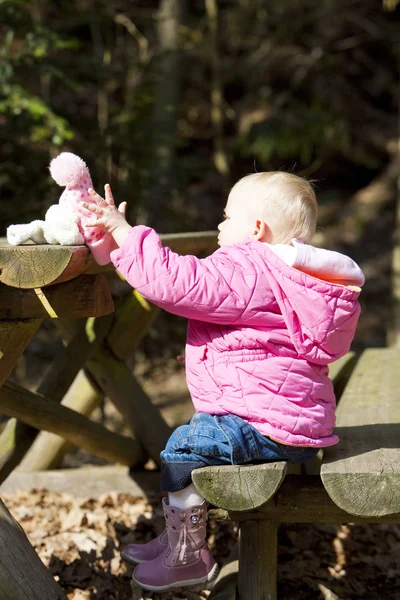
[{"left": 192, "top": 348, "right": 400, "bottom": 600}]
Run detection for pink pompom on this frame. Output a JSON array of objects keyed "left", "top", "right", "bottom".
[{"left": 49, "top": 152, "right": 90, "bottom": 188}]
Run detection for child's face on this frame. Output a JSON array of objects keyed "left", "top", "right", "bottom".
[{"left": 217, "top": 194, "right": 255, "bottom": 247}]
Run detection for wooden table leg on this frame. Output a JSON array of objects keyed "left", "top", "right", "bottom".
[
  {"left": 0, "top": 499, "right": 67, "bottom": 599},
  {"left": 238, "top": 520, "right": 278, "bottom": 600},
  {"left": 0, "top": 320, "right": 43, "bottom": 388}
]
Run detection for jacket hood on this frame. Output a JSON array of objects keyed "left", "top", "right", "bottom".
[{"left": 246, "top": 240, "right": 362, "bottom": 365}]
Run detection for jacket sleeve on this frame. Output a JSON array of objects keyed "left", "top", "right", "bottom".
[{"left": 110, "top": 226, "right": 261, "bottom": 324}]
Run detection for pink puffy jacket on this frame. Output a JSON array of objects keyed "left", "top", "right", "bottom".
[{"left": 111, "top": 226, "right": 362, "bottom": 448}]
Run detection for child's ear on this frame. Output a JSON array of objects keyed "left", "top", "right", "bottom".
[{"left": 251, "top": 219, "right": 271, "bottom": 243}]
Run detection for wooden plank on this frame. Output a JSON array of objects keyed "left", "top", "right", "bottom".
[
  {"left": 0, "top": 275, "right": 114, "bottom": 319},
  {"left": 0, "top": 315, "right": 114, "bottom": 483},
  {"left": 0, "top": 380, "right": 143, "bottom": 467},
  {"left": 57, "top": 313, "right": 170, "bottom": 470},
  {"left": 160, "top": 230, "right": 218, "bottom": 255},
  {"left": 0, "top": 231, "right": 218, "bottom": 288},
  {"left": 207, "top": 476, "right": 400, "bottom": 524},
  {"left": 328, "top": 351, "right": 357, "bottom": 402},
  {"left": 238, "top": 520, "right": 277, "bottom": 600},
  {"left": 87, "top": 231, "right": 218, "bottom": 276},
  {"left": 0, "top": 420, "right": 39, "bottom": 484},
  {"left": 57, "top": 317, "right": 173, "bottom": 470},
  {"left": 192, "top": 462, "right": 288, "bottom": 511},
  {"left": 19, "top": 371, "right": 103, "bottom": 471},
  {"left": 0, "top": 319, "right": 42, "bottom": 387},
  {"left": 0, "top": 241, "right": 93, "bottom": 288},
  {"left": 0, "top": 499, "right": 67, "bottom": 599},
  {"left": 23, "top": 287, "right": 162, "bottom": 470},
  {"left": 0, "top": 465, "right": 161, "bottom": 498},
  {"left": 108, "top": 291, "right": 160, "bottom": 360},
  {"left": 86, "top": 344, "right": 172, "bottom": 467},
  {"left": 321, "top": 348, "right": 400, "bottom": 517}
]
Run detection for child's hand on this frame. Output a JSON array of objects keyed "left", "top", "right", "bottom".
[{"left": 82, "top": 184, "right": 132, "bottom": 246}]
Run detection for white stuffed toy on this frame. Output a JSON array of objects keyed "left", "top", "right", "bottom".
[{"left": 7, "top": 152, "right": 117, "bottom": 265}]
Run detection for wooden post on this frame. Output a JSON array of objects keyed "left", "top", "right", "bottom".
[
  {"left": 0, "top": 499, "right": 67, "bottom": 599},
  {"left": 0, "top": 380, "right": 143, "bottom": 467},
  {"left": 0, "top": 314, "right": 114, "bottom": 483},
  {"left": 238, "top": 520, "right": 278, "bottom": 600},
  {"left": 0, "top": 319, "right": 42, "bottom": 388},
  {"left": 87, "top": 345, "right": 172, "bottom": 466},
  {"left": 19, "top": 371, "right": 103, "bottom": 471}
]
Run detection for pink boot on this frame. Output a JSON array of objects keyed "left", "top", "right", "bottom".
[
  {"left": 132, "top": 498, "right": 219, "bottom": 592},
  {"left": 121, "top": 530, "right": 168, "bottom": 564}
]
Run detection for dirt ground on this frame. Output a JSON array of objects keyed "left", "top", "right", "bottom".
[
  {"left": 2, "top": 485, "right": 400, "bottom": 600},
  {"left": 2, "top": 366, "right": 400, "bottom": 600}
]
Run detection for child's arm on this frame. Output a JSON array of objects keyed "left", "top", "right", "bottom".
[{"left": 82, "top": 185, "right": 264, "bottom": 325}]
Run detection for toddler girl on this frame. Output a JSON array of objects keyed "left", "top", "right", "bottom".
[{"left": 82, "top": 172, "right": 364, "bottom": 593}]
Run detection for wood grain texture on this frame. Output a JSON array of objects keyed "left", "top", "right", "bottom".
[
  {"left": 18, "top": 371, "right": 104, "bottom": 471},
  {"left": 160, "top": 231, "right": 218, "bottom": 255},
  {"left": 321, "top": 348, "right": 400, "bottom": 517},
  {"left": 192, "top": 462, "right": 287, "bottom": 511},
  {"left": 0, "top": 380, "right": 142, "bottom": 467},
  {"left": 0, "top": 275, "right": 114, "bottom": 319},
  {"left": 0, "top": 499, "right": 67, "bottom": 599},
  {"left": 238, "top": 520, "right": 277, "bottom": 600},
  {"left": 57, "top": 312, "right": 170, "bottom": 468},
  {"left": 86, "top": 345, "right": 171, "bottom": 467},
  {"left": 0, "top": 241, "right": 93, "bottom": 288},
  {"left": 0, "top": 319, "right": 42, "bottom": 387},
  {"left": 0, "top": 231, "right": 217, "bottom": 288},
  {"left": 208, "top": 475, "right": 400, "bottom": 524},
  {"left": 108, "top": 291, "right": 160, "bottom": 361},
  {"left": 25, "top": 288, "right": 160, "bottom": 471},
  {"left": 0, "top": 315, "right": 114, "bottom": 483}
]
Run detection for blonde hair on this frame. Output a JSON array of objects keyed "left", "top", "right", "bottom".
[{"left": 229, "top": 172, "right": 317, "bottom": 244}]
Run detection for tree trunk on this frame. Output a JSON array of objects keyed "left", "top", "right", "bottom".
[
  {"left": 140, "top": 0, "right": 185, "bottom": 229},
  {"left": 388, "top": 77, "right": 400, "bottom": 347},
  {"left": 205, "top": 0, "right": 229, "bottom": 177},
  {"left": 0, "top": 499, "right": 67, "bottom": 599}
]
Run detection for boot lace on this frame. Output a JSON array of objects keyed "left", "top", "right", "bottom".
[
  {"left": 170, "top": 511, "right": 202, "bottom": 566},
  {"left": 170, "top": 522, "right": 188, "bottom": 565}
]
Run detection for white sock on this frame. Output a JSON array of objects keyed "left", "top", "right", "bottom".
[{"left": 168, "top": 483, "right": 205, "bottom": 509}]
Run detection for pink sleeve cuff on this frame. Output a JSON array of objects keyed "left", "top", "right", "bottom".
[{"left": 87, "top": 234, "right": 119, "bottom": 265}]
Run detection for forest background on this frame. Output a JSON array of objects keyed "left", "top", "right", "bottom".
[
  {"left": 1, "top": 2, "right": 400, "bottom": 599},
  {"left": 2, "top": 0, "right": 400, "bottom": 372},
  {"left": 2, "top": 0, "right": 400, "bottom": 363}
]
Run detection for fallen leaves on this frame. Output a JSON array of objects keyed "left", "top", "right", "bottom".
[{"left": 2, "top": 488, "right": 400, "bottom": 599}]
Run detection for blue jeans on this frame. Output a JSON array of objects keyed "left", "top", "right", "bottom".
[{"left": 160, "top": 412, "right": 319, "bottom": 491}]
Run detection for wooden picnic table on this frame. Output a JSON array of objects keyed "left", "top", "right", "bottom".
[{"left": 0, "top": 233, "right": 217, "bottom": 600}]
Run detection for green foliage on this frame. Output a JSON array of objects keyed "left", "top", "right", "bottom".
[
  {"left": 0, "top": 85, "right": 73, "bottom": 145},
  {"left": 0, "top": 0, "right": 398, "bottom": 230},
  {"left": 0, "top": 1, "right": 75, "bottom": 145},
  {"left": 241, "top": 102, "right": 351, "bottom": 165}
]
